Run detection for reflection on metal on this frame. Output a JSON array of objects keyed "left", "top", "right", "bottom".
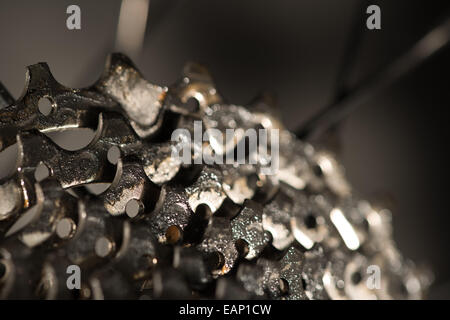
[
  {"left": 330, "top": 208, "right": 360, "bottom": 250},
  {"left": 115, "top": 0, "right": 150, "bottom": 60}
]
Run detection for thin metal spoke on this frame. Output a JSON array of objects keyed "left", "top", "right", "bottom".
[
  {"left": 115, "top": 0, "right": 150, "bottom": 60},
  {"left": 296, "top": 16, "right": 450, "bottom": 140},
  {"left": 333, "top": 0, "right": 368, "bottom": 102}
]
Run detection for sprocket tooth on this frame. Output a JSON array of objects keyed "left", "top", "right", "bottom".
[
  {"left": 185, "top": 165, "right": 226, "bottom": 213},
  {"left": 262, "top": 191, "right": 295, "bottom": 251},
  {"left": 0, "top": 63, "right": 108, "bottom": 142},
  {"left": 99, "top": 159, "right": 161, "bottom": 217},
  {"left": 278, "top": 246, "right": 308, "bottom": 300},
  {"left": 96, "top": 53, "right": 167, "bottom": 138},
  {"left": 197, "top": 217, "right": 238, "bottom": 276},
  {"left": 24, "top": 62, "right": 65, "bottom": 97},
  {"left": 146, "top": 184, "right": 194, "bottom": 244},
  {"left": 231, "top": 200, "right": 270, "bottom": 260}
]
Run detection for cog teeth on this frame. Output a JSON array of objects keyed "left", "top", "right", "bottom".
[
  {"left": 0, "top": 54, "right": 431, "bottom": 300},
  {"left": 22, "top": 62, "right": 66, "bottom": 102},
  {"left": 197, "top": 216, "right": 238, "bottom": 276},
  {"left": 279, "top": 246, "right": 307, "bottom": 300},
  {"left": 231, "top": 199, "right": 270, "bottom": 260},
  {"left": 96, "top": 52, "right": 166, "bottom": 138},
  {"left": 100, "top": 160, "right": 161, "bottom": 217}
]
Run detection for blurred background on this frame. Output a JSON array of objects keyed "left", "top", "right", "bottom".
[{"left": 0, "top": 0, "right": 449, "bottom": 298}]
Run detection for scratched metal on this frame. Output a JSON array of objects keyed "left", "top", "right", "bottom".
[{"left": 0, "top": 54, "right": 430, "bottom": 300}]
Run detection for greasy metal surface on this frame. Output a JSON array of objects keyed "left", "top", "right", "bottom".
[{"left": 0, "top": 54, "right": 431, "bottom": 299}]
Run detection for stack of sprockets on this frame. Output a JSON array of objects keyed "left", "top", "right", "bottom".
[{"left": 0, "top": 53, "right": 430, "bottom": 299}]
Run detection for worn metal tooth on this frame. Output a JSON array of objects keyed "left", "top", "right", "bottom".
[
  {"left": 0, "top": 63, "right": 118, "bottom": 150},
  {"left": 231, "top": 200, "right": 270, "bottom": 260},
  {"left": 220, "top": 164, "right": 257, "bottom": 204},
  {"left": 307, "top": 150, "right": 351, "bottom": 197},
  {"left": 99, "top": 160, "right": 161, "bottom": 217},
  {"left": 200, "top": 94, "right": 282, "bottom": 164},
  {"left": 197, "top": 217, "right": 238, "bottom": 276},
  {"left": 1, "top": 112, "right": 138, "bottom": 191},
  {"left": 147, "top": 184, "right": 194, "bottom": 244},
  {"left": 3, "top": 182, "right": 45, "bottom": 242},
  {"left": 0, "top": 53, "right": 168, "bottom": 150},
  {"left": 96, "top": 53, "right": 167, "bottom": 138},
  {"left": 166, "top": 114, "right": 204, "bottom": 168},
  {"left": 8, "top": 131, "right": 115, "bottom": 189},
  {"left": 185, "top": 165, "right": 226, "bottom": 213},
  {"left": 127, "top": 142, "right": 182, "bottom": 185},
  {"left": 262, "top": 191, "right": 295, "bottom": 251},
  {"left": 92, "top": 112, "right": 139, "bottom": 146}
]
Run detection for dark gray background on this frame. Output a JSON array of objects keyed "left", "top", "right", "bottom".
[{"left": 0, "top": 0, "right": 449, "bottom": 298}]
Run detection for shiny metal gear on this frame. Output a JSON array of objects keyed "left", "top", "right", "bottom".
[{"left": 0, "top": 53, "right": 431, "bottom": 299}]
